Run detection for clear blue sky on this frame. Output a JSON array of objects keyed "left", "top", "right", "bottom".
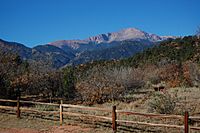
[{"left": 0, "top": 0, "right": 200, "bottom": 47}]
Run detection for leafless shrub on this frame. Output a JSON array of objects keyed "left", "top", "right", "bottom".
[
  {"left": 76, "top": 66, "right": 145, "bottom": 104},
  {"left": 186, "top": 62, "right": 200, "bottom": 87},
  {"left": 196, "top": 26, "right": 200, "bottom": 36}
]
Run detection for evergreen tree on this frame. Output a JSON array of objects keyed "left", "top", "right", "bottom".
[{"left": 62, "top": 66, "right": 75, "bottom": 99}]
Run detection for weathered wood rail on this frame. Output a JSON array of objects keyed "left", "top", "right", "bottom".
[{"left": 0, "top": 98, "right": 200, "bottom": 133}]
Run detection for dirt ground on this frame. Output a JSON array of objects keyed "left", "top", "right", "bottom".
[
  {"left": 0, "top": 126, "right": 93, "bottom": 133},
  {"left": 0, "top": 113, "right": 111, "bottom": 133}
]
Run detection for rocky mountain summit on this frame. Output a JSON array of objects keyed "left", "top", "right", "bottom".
[
  {"left": 86, "top": 28, "right": 165, "bottom": 43},
  {"left": 49, "top": 28, "right": 176, "bottom": 49}
]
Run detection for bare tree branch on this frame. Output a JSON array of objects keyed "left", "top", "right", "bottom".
[{"left": 196, "top": 26, "right": 200, "bottom": 36}]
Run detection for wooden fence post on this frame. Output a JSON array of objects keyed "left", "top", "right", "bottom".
[
  {"left": 16, "top": 97, "right": 20, "bottom": 118},
  {"left": 60, "top": 100, "right": 63, "bottom": 126},
  {"left": 112, "top": 106, "right": 117, "bottom": 132},
  {"left": 184, "top": 111, "right": 189, "bottom": 133}
]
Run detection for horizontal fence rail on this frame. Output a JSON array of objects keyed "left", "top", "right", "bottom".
[
  {"left": 62, "top": 104, "right": 111, "bottom": 112},
  {"left": 62, "top": 111, "right": 112, "bottom": 121},
  {"left": 20, "top": 108, "right": 59, "bottom": 114},
  {"left": 20, "top": 100, "right": 60, "bottom": 106},
  {"left": 0, "top": 99, "right": 17, "bottom": 103},
  {"left": 116, "top": 119, "right": 184, "bottom": 129},
  {"left": 116, "top": 110, "right": 184, "bottom": 119},
  {"left": 189, "top": 116, "right": 200, "bottom": 120},
  {"left": 0, "top": 98, "right": 200, "bottom": 133}
]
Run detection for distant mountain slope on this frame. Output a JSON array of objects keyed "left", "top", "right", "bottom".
[
  {"left": 0, "top": 39, "right": 32, "bottom": 60},
  {"left": 70, "top": 41, "right": 154, "bottom": 65},
  {"left": 32, "top": 45, "right": 75, "bottom": 68},
  {"left": 0, "top": 39, "right": 73, "bottom": 68}
]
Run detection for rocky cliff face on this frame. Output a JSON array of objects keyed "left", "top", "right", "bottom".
[{"left": 86, "top": 28, "right": 163, "bottom": 43}]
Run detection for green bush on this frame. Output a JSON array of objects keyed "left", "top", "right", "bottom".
[{"left": 148, "top": 92, "right": 176, "bottom": 114}]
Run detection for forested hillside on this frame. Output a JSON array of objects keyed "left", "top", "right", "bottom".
[{"left": 122, "top": 36, "right": 200, "bottom": 66}]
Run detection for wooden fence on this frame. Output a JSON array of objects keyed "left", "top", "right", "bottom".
[{"left": 0, "top": 98, "right": 200, "bottom": 133}]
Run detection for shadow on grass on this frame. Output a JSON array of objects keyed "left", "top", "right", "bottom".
[{"left": 0, "top": 110, "right": 161, "bottom": 133}]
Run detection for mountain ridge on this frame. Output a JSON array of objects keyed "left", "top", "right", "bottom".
[
  {"left": 48, "top": 28, "right": 176, "bottom": 50},
  {"left": 0, "top": 27, "right": 177, "bottom": 68}
]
